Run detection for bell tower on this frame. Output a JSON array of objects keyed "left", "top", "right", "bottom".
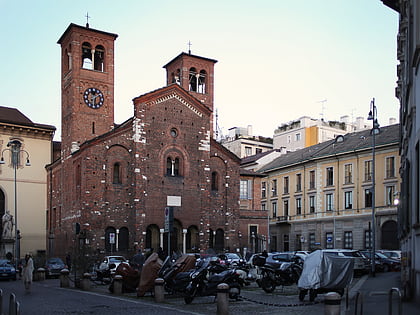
[
  {"left": 163, "top": 52, "right": 217, "bottom": 128},
  {"left": 57, "top": 23, "right": 118, "bottom": 156}
]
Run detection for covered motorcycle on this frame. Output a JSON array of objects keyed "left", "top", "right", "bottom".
[{"left": 298, "top": 250, "right": 354, "bottom": 302}]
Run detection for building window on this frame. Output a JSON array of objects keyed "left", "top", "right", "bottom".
[
  {"left": 296, "top": 174, "right": 302, "bottom": 192},
  {"left": 365, "top": 189, "right": 372, "bottom": 208},
  {"left": 326, "top": 167, "right": 334, "bottom": 186},
  {"left": 309, "top": 233, "right": 316, "bottom": 250},
  {"left": 113, "top": 162, "right": 122, "bottom": 184},
  {"left": 344, "top": 164, "right": 353, "bottom": 184},
  {"left": 245, "top": 146, "right": 252, "bottom": 156},
  {"left": 272, "top": 201, "right": 277, "bottom": 218},
  {"left": 283, "top": 199, "right": 289, "bottom": 217},
  {"left": 283, "top": 177, "right": 289, "bottom": 194},
  {"left": 344, "top": 231, "right": 353, "bottom": 249},
  {"left": 261, "top": 182, "right": 266, "bottom": 198},
  {"left": 272, "top": 179, "right": 277, "bottom": 196},
  {"left": 309, "top": 170, "right": 315, "bottom": 189},
  {"left": 386, "top": 186, "right": 395, "bottom": 206},
  {"left": 198, "top": 70, "right": 206, "bottom": 93},
  {"left": 309, "top": 195, "right": 315, "bottom": 213},
  {"left": 364, "top": 160, "right": 373, "bottom": 181},
  {"left": 189, "top": 67, "right": 198, "bottom": 92},
  {"left": 240, "top": 180, "right": 252, "bottom": 199},
  {"left": 326, "top": 193, "right": 334, "bottom": 211},
  {"left": 344, "top": 191, "right": 353, "bottom": 209},
  {"left": 94, "top": 45, "right": 105, "bottom": 71},
  {"left": 386, "top": 156, "right": 395, "bottom": 178},
  {"left": 295, "top": 133, "right": 301, "bottom": 141},
  {"left": 256, "top": 148, "right": 262, "bottom": 154},
  {"left": 296, "top": 234, "right": 302, "bottom": 251},
  {"left": 296, "top": 198, "right": 302, "bottom": 215},
  {"left": 166, "top": 157, "right": 180, "bottom": 176},
  {"left": 212, "top": 172, "right": 219, "bottom": 191},
  {"left": 326, "top": 232, "right": 334, "bottom": 249},
  {"left": 81, "top": 42, "right": 93, "bottom": 69},
  {"left": 365, "top": 230, "right": 372, "bottom": 249},
  {"left": 261, "top": 203, "right": 266, "bottom": 211}
]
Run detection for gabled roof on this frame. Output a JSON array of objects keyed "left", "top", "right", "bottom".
[
  {"left": 0, "top": 105, "right": 56, "bottom": 131},
  {"left": 162, "top": 52, "right": 218, "bottom": 69},
  {"left": 132, "top": 83, "right": 212, "bottom": 116},
  {"left": 259, "top": 124, "right": 400, "bottom": 173},
  {"left": 241, "top": 149, "right": 281, "bottom": 165}
]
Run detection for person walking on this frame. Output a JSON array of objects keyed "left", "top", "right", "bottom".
[{"left": 22, "top": 253, "right": 34, "bottom": 293}]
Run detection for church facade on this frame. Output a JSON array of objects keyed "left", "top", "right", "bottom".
[{"left": 46, "top": 23, "right": 242, "bottom": 259}]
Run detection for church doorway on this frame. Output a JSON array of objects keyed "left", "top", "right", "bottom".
[
  {"left": 214, "top": 228, "right": 225, "bottom": 253},
  {"left": 145, "top": 224, "right": 160, "bottom": 252},
  {"left": 381, "top": 220, "right": 399, "bottom": 250}
]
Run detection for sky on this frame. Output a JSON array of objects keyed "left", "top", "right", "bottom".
[{"left": 0, "top": 1, "right": 399, "bottom": 141}]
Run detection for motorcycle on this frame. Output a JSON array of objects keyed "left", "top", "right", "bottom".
[
  {"left": 184, "top": 258, "right": 242, "bottom": 304},
  {"left": 158, "top": 255, "right": 197, "bottom": 296},
  {"left": 260, "top": 259, "right": 302, "bottom": 293}
]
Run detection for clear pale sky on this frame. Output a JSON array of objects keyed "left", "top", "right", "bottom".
[{"left": 0, "top": 0, "right": 399, "bottom": 140}]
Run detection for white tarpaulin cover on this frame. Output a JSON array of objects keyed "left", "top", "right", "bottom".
[{"left": 298, "top": 250, "right": 354, "bottom": 290}]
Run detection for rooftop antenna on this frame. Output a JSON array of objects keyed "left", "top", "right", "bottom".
[
  {"left": 318, "top": 99, "right": 327, "bottom": 121},
  {"left": 85, "top": 12, "right": 91, "bottom": 28},
  {"left": 187, "top": 41, "right": 192, "bottom": 55}
]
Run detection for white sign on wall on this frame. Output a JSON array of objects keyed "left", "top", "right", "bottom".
[{"left": 167, "top": 196, "right": 181, "bottom": 207}]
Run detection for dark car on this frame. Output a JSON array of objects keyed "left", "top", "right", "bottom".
[
  {"left": 361, "top": 251, "right": 400, "bottom": 272},
  {"left": 265, "top": 252, "right": 303, "bottom": 268},
  {"left": 0, "top": 259, "right": 17, "bottom": 280},
  {"left": 217, "top": 253, "right": 244, "bottom": 266},
  {"left": 45, "top": 257, "right": 67, "bottom": 278}
]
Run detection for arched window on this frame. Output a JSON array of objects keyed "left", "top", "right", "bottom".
[
  {"left": 94, "top": 45, "right": 105, "bottom": 71},
  {"left": 81, "top": 42, "right": 93, "bottom": 69},
  {"left": 118, "top": 227, "right": 129, "bottom": 252},
  {"left": 198, "top": 70, "right": 206, "bottom": 93},
  {"left": 166, "top": 156, "right": 181, "bottom": 176},
  {"left": 211, "top": 171, "right": 219, "bottom": 191},
  {"left": 113, "top": 163, "right": 121, "bottom": 184},
  {"left": 215, "top": 229, "right": 225, "bottom": 252},
  {"left": 189, "top": 67, "right": 197, "bottom": 92}
]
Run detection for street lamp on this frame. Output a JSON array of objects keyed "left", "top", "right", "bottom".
[
  {"left": 367, "top": 98, "right": 380, "bottom": 277},
  {"left": 0, "top": 140, "right": 31, "bottom": 270}
]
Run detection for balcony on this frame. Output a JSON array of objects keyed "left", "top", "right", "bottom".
[{"left": 277, "top": 215, "right": 289, "bottom": 222}]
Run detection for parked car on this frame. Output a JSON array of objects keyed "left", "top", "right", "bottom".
[
  {"left": 0, "top": 259, "right": 16, "bottom": 280},
  {"left": 98, "top": 256, "right": 127, "bottom": 274},
  {"left": 217, "top": 253, "right": 244, "bottom": 266},
  {"left": 45, "top": 257, "right": 67, "bottom": 278},
  {"left": 322, "top": 249, "right": 369, "bottom": 276},
  {"left": 377, "top": 250, "right": 401, "bottom": 261},
  {"left": 266, "top": 252, "right": 304, "bottom": 268}
]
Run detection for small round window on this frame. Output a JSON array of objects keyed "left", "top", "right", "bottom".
[{"left": 170, "top": 128, "right": 178, "bottom": 138}]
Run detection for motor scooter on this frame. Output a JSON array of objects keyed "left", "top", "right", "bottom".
[{"left": 183, "top": 259, "right": 242, "bottom": 304}]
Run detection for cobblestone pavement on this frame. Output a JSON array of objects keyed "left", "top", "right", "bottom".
[{"left": 91, "top": 280, "right": 327, "bottom": 314}]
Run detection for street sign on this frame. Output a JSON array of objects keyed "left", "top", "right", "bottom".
[
  {"left": 327, "top": 236, "right": 332, "bottom": 243},
  {"left": 109, "top": 232, "right": 115, "bottom": 244},
  {"left": 164, "top": 207, "right": 174, "bottom": 232}
]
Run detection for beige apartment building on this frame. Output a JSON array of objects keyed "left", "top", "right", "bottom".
[
  {"left": 0, "top": 106, "right": 55, "bottom": 259},
  {"left": 259, "top": 124, "right": 400, "bottom": 253}
]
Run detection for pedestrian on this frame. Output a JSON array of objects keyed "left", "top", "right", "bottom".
[
  {"left": 130, "top": 249, "right": 145, "bottom": 273},
  {"left": 22, "top": 253, "right": 34, "bottom": 293},
  {"left": 66, "top": 253, "right": 72, "bottom": 270}
]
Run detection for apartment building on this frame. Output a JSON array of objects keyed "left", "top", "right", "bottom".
[{"left": 259, "top": 124, "right": 400, "bottom": 253}]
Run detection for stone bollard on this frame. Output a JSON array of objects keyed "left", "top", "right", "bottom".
[
  {"left": 217, "top": 283, "right": 229, "bottom": 315},
  {"left": 324, "top": 291, "right": 341, "bottom": 315},
  {"left": 154, "top": 278, "right": 165, "bottom": 303},
  {"left": 113, "top": 275, "right": 123, "bottom": 295},
  {"left": 81, "top": 273, "right": 91, "bottom": 291},
  {"left": 36, "top": 268, "right": 46, "bottom": 281},
  {"left": 60, "top": 268, "right": 70, "bottom": 288}
]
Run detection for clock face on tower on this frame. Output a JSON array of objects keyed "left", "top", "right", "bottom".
[{"left": 83, "top": 87, "right": 104, "bottom": 109}]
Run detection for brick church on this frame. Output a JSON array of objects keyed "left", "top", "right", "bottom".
[{"left": 46, "top": 23, "right": 242, "bottom": 259}]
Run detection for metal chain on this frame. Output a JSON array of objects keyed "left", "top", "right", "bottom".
[{"left": 238, "top": 295, "right": 321, "bottom": 307}]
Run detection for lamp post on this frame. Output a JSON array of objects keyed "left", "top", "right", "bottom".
[
  {"left": 367, "top": 98, "right": 379, "bottom": 277},
  {"left": 1, "top": 140, "right": 31, "bottom": 270}
]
